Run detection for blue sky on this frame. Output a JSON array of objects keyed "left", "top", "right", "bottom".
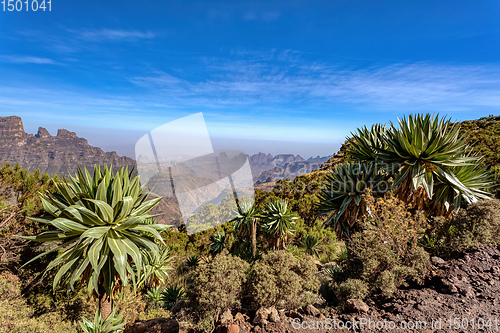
[{"left": 1, "top": 0, "right": 500, "bottom": 158}]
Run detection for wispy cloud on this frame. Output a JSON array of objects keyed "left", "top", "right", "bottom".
[
  {"left": 77, "top": 29, "right": 156, "bottom": 42},
  {"left": 0, "top": 55, "right": 56, "bottom": 64},
  {"left": 15, "top": 28, "right": 156, "bottom": 56},
  {"left": 131, "top": 52, "right": 500, "bottom": 112}
]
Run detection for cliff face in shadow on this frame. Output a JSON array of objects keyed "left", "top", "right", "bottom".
[{"left": 0, "top": 116, "right": 135, "bottom": 176}]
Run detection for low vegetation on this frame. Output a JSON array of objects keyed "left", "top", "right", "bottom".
[
  {"left": 0, "top": 113, "right": 499, "bottom": 332},
  {"left": 250, "top": 250, "right": 320, "bottom": 309},
  {"left": 330, "top": 195, "right": 430, "bottom": 301}
]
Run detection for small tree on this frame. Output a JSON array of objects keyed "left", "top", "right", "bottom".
[
  {"left": 230, "top": 201, "right": 259, "bottom": 258},
  {"left": 260, "top": 199, "right": 297, "bottom": 249},
  {"left": 21, "top": 166, "right": 170, "bottom": 319}
]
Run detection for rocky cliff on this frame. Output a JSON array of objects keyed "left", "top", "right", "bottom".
[
  {"left": 249, "top": 152, "right": 332, "bottom": 183},
  {"left": 0, "top": 116, "right": 135, "bottom": 176}
]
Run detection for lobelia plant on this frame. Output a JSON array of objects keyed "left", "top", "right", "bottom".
[
  {"left": 347, "top": 114, "right": 494, "bottom": 215},
  {"left": 185, "top": 255, "right": 200, "bottom": 269},
  {"left": 161, "top": 284, "right": 186, "bottom": 309},
  {"left": 230, "top": 201, "right": 259, "bottom": 258},
  {"left": 145, "top": 286, "right": 165, "bottom": 307},
  {"left": 210, "top": 230, "right": 226, "bottom": 254},
  {"left": 260, "top": 199, "right": 297, "bottom": 249},
  {"left": 299, "top": 235, "right": 321, "bottom": 257},
  {"left": 19, "top": 165, "right": 170, "bottom": 320},
  {"left": 316, "top": 162, "right": 386, "bottom": 240},
  {"left": 75, "top": 307, "right": 125, "bottom": 333},
  {"left": 138, "top": 244, "right": 173, "bottom": 289}
]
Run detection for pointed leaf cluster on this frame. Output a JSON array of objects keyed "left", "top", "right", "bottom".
[
  {"left": 318, "top": 114, "right": 495, "bottom": 240},
  {"left": 316, "top": 162, "right": 386, "bottom": 238},
  {"left": 20, "top": 165, "right": 170, "bottom": 298},
  {"left": 346, "top": 114, "right": 494, "bottom": 212}
]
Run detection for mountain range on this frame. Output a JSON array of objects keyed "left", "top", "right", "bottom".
[{"left": 0, "top": 116, "right": 332, "bottom": 184}]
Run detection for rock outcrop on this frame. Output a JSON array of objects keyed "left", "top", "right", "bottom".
[
  {"left": 0, "top": 115, "right": 135, "bottom": 176},
  {"left": 0, "top": 116, "right": 26, "bottom": 138}
]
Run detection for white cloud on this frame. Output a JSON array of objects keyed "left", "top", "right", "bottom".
[
  {"left": 0, "top": 55, "right": 56, "bottom": 64},
  {"left": 131, "top": 54, "right": 500, "bottom": 112},
  {"left": 78, "top": 29, "right": 156, "bottom": 41}
]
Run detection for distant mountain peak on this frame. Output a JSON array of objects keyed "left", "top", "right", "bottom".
[
  {"left": 0, "top": 115, "right": 134, "bottom": 175},
  {"left": 248, "top": 151, "right": 333, "bottom": 184},
  {"left": 35, "top": 127, "right": 51, "bottom": 138},
  {"left": 0, "top": 115, "right": 25, "bottom": 138}
]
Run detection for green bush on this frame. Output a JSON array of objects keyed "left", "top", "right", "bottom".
[
  {"left": 0, "top": 271, "right": 75, "bottom": 333},
  {"left": 332, "top": 278, "right": 369, "bottom": 301},
  {"left": 188, "top": 250, "right": 250, "bottom": 315},
  {"left": 249, "top": 250, "right": 320, "bottom": 309},
  {"left": 294, "top": 219, "right": 341, "bottom": 263},
  {"left": 335, "top": 195, "right": 430, "bottom": 299},
  {"left": 441, "top": 199, "right": 500, "bottom": 253}
]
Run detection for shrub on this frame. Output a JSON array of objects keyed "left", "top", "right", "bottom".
[
  {"left": 249, "top": 250, "right": 320, "bottom": 309},
  {"left": 441, "top": 199, "right": 500, "bottom": 253},
  {"left": 188, "top": 250, "right": 250, "bottom": 316},
  {"left": 332, "top": 278, "right": 369, "bottom": 301},
  {"left": 137, "top": 307, "right": 171, "bottom": 322},
  {"left": 338, "top": 195, "right": 430, "bottom": 298},
  {"left": 113, "top": 286, "right": 146, "bottom": 325},
  {"left": 294, "top": 219, "right": 341, "bottom": 263},
  {"left": 0, "top": 271, "right": 75, "bottom": 333}
]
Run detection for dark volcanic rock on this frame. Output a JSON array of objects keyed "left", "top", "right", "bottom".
[
  {"left": 56, "top": 128, "right": 78, "bottom": 139},
  {"left": 35, "top": 127, "right": 51, "bottom": 139},
  {"left": 0, "top": 116, "right": 25, "bottom": 138},
  {"left": 0, "top": 115, "right": 135, "bottom": 176},
  {"left": 124, "top": 318, "right": 182, "bottom": 333}
]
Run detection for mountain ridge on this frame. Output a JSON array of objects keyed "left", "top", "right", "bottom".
[
  {"left": 0, "top": 115, "right": 333, "bottom": 183},
  {"left": 0, "top": 115, "right": 135, "bottom": 175}
]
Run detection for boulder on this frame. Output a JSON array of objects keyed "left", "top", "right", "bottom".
[
  {"left": 124, "top": 318, "right": 180, "bottom": 333},
  {"left": 268, "top": 307, "right": 280, "bottom": 323},
  {"left": 253, "top": 307, "right": 270, "bottom": 326},
  {"left": 346, "top": 299, "right": 369, "bottom": 313},
  {"left": 219, "top": 309, "right": 233, "bottom": 325},
  {"left": 304, "top": 304, "right": 321, "bottom": 317}
]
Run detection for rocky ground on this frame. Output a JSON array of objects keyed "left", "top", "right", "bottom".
[{"left": 125, "top": 245, "right": 500, "bottom": 333}]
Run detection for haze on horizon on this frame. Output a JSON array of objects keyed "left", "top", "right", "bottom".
[{"left": 1, "top": 0, "right": 500, "bottom": 158}]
